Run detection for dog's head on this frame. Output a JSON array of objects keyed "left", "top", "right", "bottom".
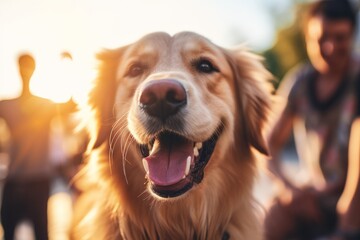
[{"left": 88, "top": 32, "right": 271, "bottom": 199}]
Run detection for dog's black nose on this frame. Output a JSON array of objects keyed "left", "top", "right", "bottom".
[{"left": 139, "top": 79, "right": 187, "bottom": 120}]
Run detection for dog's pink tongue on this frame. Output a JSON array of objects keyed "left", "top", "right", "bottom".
[{"left": 144, "top": 136, "right": 193, "bottom": 186}]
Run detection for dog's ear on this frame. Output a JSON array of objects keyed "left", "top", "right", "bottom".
[
  {"left": 88, "top": 48, "right": 125, "bottom": 149},
  {"left": 225, "top": 47, "right": 272, "bottom": 155}
]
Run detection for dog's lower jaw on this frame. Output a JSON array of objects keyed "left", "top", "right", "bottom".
[{"left": 149, "top": 179, "right": 193, "bottom": 199}]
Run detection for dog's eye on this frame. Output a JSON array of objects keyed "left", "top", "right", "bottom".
[
  {"left": 127, "top": 63, "right": 146, "bottom": 77},
  {"left": 193, "top": 58, "right": 219, "bottom": 74}
]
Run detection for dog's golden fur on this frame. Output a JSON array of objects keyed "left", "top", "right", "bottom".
[{"left": 71, "top": 32, "right": 272, "bottom": 240}]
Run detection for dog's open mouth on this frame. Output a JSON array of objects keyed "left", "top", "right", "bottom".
[{"left": 139, "top": 129, "right": 220, "bottom": 198}]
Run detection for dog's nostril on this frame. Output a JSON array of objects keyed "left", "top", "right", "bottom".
[
  {"left": 166, "top": 89, "right": 185, "bottom": 104},
  {"left": 140, "top": 91, "right": 157, "bottom": 106},
  {"left": 139, "top": 79, "right": 187, "bottom": 119}
]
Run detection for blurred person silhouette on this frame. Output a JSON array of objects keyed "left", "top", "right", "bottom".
[
  {"left": 0, "top": 53, "right": 76, "bottom": 240},
  {"left": 264, "top": 0, "right": 360, "bottom": 239}
]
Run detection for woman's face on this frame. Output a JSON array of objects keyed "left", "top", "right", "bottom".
[{"left": 305, "top": 16, "right": 354, "bottom": 73}]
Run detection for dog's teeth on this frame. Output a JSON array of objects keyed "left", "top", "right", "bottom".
[
  {"left": 142, "top": 159, "right": 149, "bottom": 173},
  {"left": 193, "top": 142, "right": 202, "bottom": 157},
  {"left": 193, "top": 147, "right": 199, "bottom": 157},
  {"left": 185, "top": 156, "right": 191, "bottom": 176},
  {"left": 195, "top": 142, "right": 202, "bottom": 149}
]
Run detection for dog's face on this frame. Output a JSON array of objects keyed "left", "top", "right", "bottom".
[{"left": 89, "top": 32, "right": 270, "bottom": 200}]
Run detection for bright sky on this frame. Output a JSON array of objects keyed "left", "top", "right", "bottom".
[{"left": 0, "top": 0, "right": 294, "bottom": 102}]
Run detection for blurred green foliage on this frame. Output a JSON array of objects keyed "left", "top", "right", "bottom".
[{"left": 263, "top": 3, "right": 308, "bottom": 89}]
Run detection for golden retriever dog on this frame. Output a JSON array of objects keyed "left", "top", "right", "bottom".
[{"left": 71, "top": 32, "right": 272, "bottom": 240}]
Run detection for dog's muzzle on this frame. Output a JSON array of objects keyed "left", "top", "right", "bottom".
[{"left": 136, "top": 79, "right": 221, "bottom": 198}]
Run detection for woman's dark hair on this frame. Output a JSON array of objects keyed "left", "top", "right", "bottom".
[{"left": 305, "top": 0, "right": 357, "bottom": 30}]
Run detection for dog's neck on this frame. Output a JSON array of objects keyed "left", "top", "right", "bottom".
[
  {"left": 117, "top": 216, "right": 231, "bottom": 240},
  {"left": 107, "top": 142, "right": 260, "bottom": 240},
  {"left": 115, "top": 194, "right": 233, "bottom": 239}
]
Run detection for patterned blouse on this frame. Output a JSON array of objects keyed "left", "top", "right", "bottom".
[{"left": 282, "top": 60, "right": 359, "bottom": 198}]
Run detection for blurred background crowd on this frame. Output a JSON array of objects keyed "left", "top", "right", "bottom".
[{"left": 0, "top": 0, "right": 360, "bottom": 239}]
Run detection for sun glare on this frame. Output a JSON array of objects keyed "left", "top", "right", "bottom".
[{"left": 30, "top": 53, "right": 92, "bottom": 104}]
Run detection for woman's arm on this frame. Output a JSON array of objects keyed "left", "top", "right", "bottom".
[{"left": 335, "top": 118, "right": 360, "bottom": 239}]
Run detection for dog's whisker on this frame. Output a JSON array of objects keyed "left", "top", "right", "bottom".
[
  {"left": 109, "top": 122, "right": 121, "bottom": 174},
  {"left": 137, "top": 188, "right": 149, "bottom": 199},
  {"left": 109, "top": 116, "right": 128, "bottom": 173},
  {"left": 123, "top": 135, "right": 135, "bottom": 163},
  {"left": 109, "top": 114, "right": 127, "bottom": 146},
  {"left": 109, "top": 124, "right": 120, "bottom": 156},
  {"left": 110, "top": 125, "right": 125, "bottom": 155},
  {"left": 121, "top": 133, "right": 136, "bottom": 184},
  {"left": 112, "top": 129, "right": 128, "bottom": 163},
  {"left": 141, "top": 192, "right": 157, "bottom": 210},
  {"left": 110, "top": 114, "right": 128, "bottom": 150},
  {"left": 110, "top": 116, "right": 134, "bottom": 184}
]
